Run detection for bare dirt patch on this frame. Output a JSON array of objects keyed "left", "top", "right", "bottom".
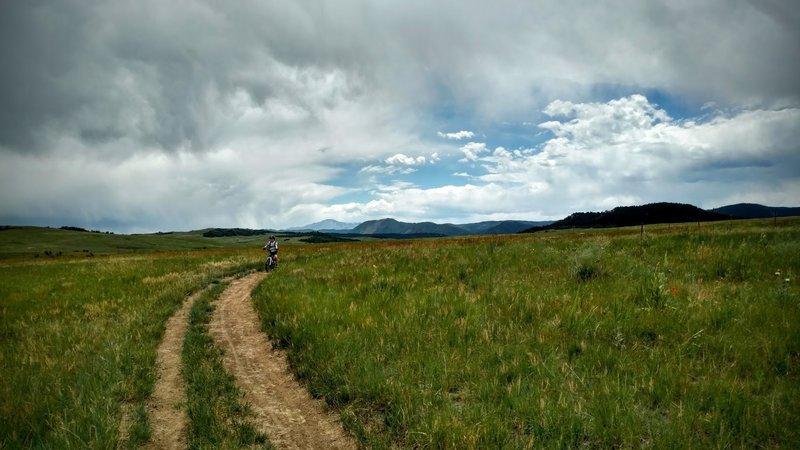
[
  {"left": 209, "top": 272, "right": 358, "bottom": 450},
  {"left": 119, "top": 286, "right": 204, "bottom": 449},
  {"left": 142, "top": 289, "right": 203, "bottom": 449}
]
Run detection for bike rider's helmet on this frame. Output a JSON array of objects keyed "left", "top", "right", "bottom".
[{"left": 270, "top": 235, "right": 275, "bottom": 239}]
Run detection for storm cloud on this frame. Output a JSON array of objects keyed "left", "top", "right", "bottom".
[{"left": 1, "top": 0, "right": 798, "bottom": 231}]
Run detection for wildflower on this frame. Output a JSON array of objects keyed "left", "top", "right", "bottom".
[
  {"left": 786, "top": 278, "right": 791, "bottom": 283},
  {"left": 670, "top": 287, "right": 678, "bottom": 295},
  {"left": 775, "top": 270, "right": 782, "bottom": 276}
]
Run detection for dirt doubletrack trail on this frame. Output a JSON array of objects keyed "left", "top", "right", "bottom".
[
  {"left": 208, "top": 272, "right": 357, "bottom": 450},
  {"left": 119, "top": 288, "right": 205, "bottom": 449},
  {"left": 130, "top": 271, "right": 357, "bottom": 449},
  {"left": 141, "top": 289, "right": 204, "bottom": 449}
]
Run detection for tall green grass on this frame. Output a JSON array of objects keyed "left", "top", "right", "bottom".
[
  {"left": 183, "top": 279, "right": 272, "bottom": 449},
  {"left": 0, "top": 250, "right": 260, "bottom": 448},
  {"left": 252, "top": 219, "right": 800, "bottom": 448},
  {"left": 0, "top": 226, "right": 353, "bottom": 261}
]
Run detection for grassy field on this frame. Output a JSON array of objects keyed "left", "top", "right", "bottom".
[
  {"left": 0, "top": 248, "right": 262, "bottom": 448},
  {"left": 182, "top": 280, "right": 272, "bottom": 449},
  {"left": 1, "top": 219, "right": 799, "bottom": 448},
  {"left": 0, "top": 226, "right": 311, "bottom": 260},
  {"left": 252, "top": 218, "right": 800, "bottom": 448}
]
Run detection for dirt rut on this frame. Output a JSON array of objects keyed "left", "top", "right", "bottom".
[
  {"left": 142, "top": 288, "right": 205, "bottom": 449},
  {"left": 208, "top": 272, "right": 358, "bottom": 450}
]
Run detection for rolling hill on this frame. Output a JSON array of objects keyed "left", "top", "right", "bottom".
[
  {"left": 348, "top": 218, "right": 553, "bottom": 236},
  {"left": 5, "top": 203, "right": 796, "bottom": 259},
  {"left": 287, "top": 219, "right": 359, "bottom": 232},
  {"left": 456, "top": 220, "right": 551, "bottom": 235},
  {"left": 522, "top": 202, "right": 731, "bottom": 232},
  {"left": 711, "top": 203, "right": 800, "bottom": 219},
  {"left": 352, "top": 218, "right": 466, "bottom": 236}
]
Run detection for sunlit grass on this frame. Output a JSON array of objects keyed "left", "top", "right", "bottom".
[
  {"left": 0, "top": 250, "right": 260, "bottom": 448},
  {"left": 2, "top": 220, "right": 798, "bottom": 448},
  {"left": 252, "top": 219, "right": 800, "bottom": 448},
  {"left": 183, "top": 279, "right": 272, "bottom": 449}
]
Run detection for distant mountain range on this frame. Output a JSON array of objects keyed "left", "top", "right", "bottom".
[
  {"left": 352, "top": 218, "right": 467, "bottom": 236},
  {"left": 286, "top": 219, "right": 359, "bottom": 232},
  {"left": 710, "top": 203, "right": 800, "bottom": 219},
  {"left": 8, "top": 203, "right": 795, "bottom": 242},
  {"left": 521, "top": 202, "right": 800, "bottom": 233},
  {"left": 273, "top": 202, "right": 798, "bottom": 239},
  {"left": 289, "top": 218, "right": 552, "bottom": 237}
]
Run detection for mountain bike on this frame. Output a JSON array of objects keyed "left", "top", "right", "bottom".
[{"left": 265, "top": 252, "right": 278, "bottom": 272}]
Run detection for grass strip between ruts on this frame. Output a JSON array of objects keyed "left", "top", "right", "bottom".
[{"left": 182, "top": 278, "right": 273, "bottom": 449}]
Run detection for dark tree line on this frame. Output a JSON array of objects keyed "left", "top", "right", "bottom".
[{"left": 523, "top": 202, "right": 730, "bottom": 233}]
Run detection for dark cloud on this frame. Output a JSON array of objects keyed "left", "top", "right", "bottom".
[
  {"left": 3, "top": 0, "right": 799, "bottom": 155},
  {"left": 0, "top": 1, "right": 798, "bottom": 231},
  {"left": 0, "top": 1, "right": 91, "bottom": 150},
  {"left": 1, "top": 1, "right": 265, "bottom": 153}
]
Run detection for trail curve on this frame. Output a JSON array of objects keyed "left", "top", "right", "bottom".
[{"left": 208, "top": 272, "right": 357, "bottom": 450}]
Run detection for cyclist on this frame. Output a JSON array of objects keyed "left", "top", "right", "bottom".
[{"left": 263, "top": 235, "right": 279, "bottom": 269}]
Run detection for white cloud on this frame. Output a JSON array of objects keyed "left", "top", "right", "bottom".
[
  {"left": 373, "top": 181, "right": 416, "bottom": 193},
  {"left": 459, "top": 142, "right": 488, "bottom": 162},
  {"left": 438, "top": 130, "right": 475, "bottom": 140},
  {"left": 0, "top": 2, "right": 797, "bottom": 231},
  {"left": 385, "top": 153, "right": 427, "bottom": 165},
  {"left": 487, "top": 96, "right": 800, "bottom": 207},
  {"left": 317, "top": 96, "right": 800, "bottom": 224},
  {"left": 360, "top": 165, "right": 416, "bottom": 175},
  {"left": 356, "top": 152, "right": 432, "bottom": 178},
  {"left": 539, "top": 95, "right": 672, "bottom": 149}
]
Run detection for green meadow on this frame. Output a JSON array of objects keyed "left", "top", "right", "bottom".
[
  {"left": 253, "top": 219, "right": 800, "bottom": 448},
  {"left": 2, "top": 219, "right": 799, "bottom": 448},
  {"left": 182, "top": 280, "right": 272, "bottom": 449},
  {"left": 0, "top": 246, "right": 262, "bottom": 448},
  {"left": 0, "top": 226, "right": 309, "bottom": 260}
]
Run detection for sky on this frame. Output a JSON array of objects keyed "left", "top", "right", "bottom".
[{"left": 1, "top": 0, "right": 798, "bottom": 233}]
